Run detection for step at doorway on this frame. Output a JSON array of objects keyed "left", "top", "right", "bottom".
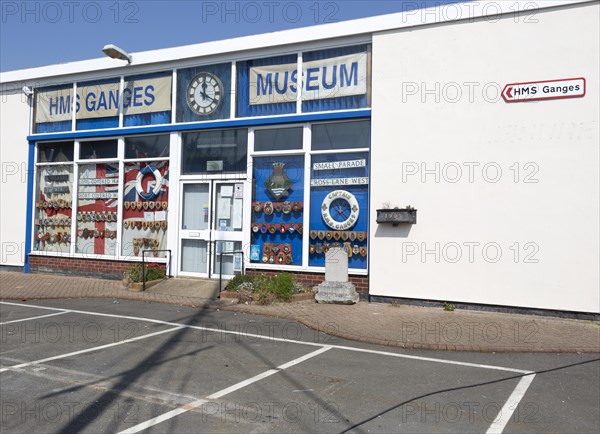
[{"left": 145, "top": 277, "right": 225, "bottom": 299}]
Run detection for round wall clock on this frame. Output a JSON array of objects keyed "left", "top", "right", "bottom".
[{"left": 186, "top": 72, "right": 223, "bottom": 115}]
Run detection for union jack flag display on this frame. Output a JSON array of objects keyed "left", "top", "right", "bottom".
[
  {"left": 122, "top": 161, "right": 170, "bottom": 258},
  {"left": 123, "top": 161, "right": 170, "bottom": 204},
  {"left": 76, "top": 163, "right": 119, "bottom": 256}
]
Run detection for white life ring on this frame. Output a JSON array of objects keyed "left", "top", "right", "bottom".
[
  {"left": 321, "top": 190, "right": 359, "bottom": 230},
  {"left": 136, "top": 166, "right": 163, "bottom": 201}
]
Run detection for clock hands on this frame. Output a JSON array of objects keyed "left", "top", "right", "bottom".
[
  {"left": 201, "top": 81, "right": 208, "bottom": 101},
  {"left": 199, "top": 80, "right": 216, "bottom": 102},
  {"left": 201, "top": 93, "right": 216, "bottom": 102},
  {"left": 334, "top": 202, "right": 349, "bottom": 219}
]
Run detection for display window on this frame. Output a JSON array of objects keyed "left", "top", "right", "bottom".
[
  {"left": 251, "top": 155, "right": 305, "bottom": 266},
  {"left": 254, "top": 127, "right": 303, "bottom": 152},
  {"left": 248, "top": 120, "right": 370, "bottom": 272},
  {"left": 125, "top": 134, "right": 170, "bottom": 159},
  {"left": 33, "top": 164, "right": 74, "bottom": 253},
  {"left": 311, "top": 120, "right": 370, "bottom": 151},
  {"left": 38, "top": 141, "right": 75, "bottom": 162},
  {"left": 181, "top": 129, "right": 247, "bottom": 174},
  {"left": 75, "top": 163, "right": 119, "bottom": 256},
  {"left": 309, "top": 152, "right": 369, "bottom": 269},
  {"left": 121, "top": 161, "right": 170, "bottom": 258},
  {"left": 79, "top": 139, "right": 118, "bottom": 159},
  {"left": 33, "top": 136, "right": 172, "bottom": 261}
]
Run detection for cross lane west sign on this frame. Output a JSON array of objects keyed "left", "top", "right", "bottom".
[{"left": 502, "top": 78, "right": 586, "bottom": 103}]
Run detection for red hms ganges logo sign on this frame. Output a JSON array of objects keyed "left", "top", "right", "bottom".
[{"left": 502, "top": 78, "right": 586, "bottom": 103}]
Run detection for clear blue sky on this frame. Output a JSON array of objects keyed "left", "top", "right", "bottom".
[{"left": 1, "top": 1, "right": 462, "bottom": 72}]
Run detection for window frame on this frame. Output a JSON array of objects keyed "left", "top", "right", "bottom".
[
  {"left": 31, "top": 136, "right": 171, "bottom": 263},
  {"left": 246, "top": 119, "right": 370, "bottom": 275}
]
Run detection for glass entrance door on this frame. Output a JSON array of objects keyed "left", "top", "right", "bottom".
[{"left": 179, "top": 181, "right": 244, "bottom": 278}]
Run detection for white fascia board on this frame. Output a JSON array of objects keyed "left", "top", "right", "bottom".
[{"left": 0, "top": 0, "right": 592, "bottom": 86}]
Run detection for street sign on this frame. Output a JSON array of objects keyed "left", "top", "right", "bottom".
[{"left": 502, "top": 78, "right": 586, "bottom": 103}]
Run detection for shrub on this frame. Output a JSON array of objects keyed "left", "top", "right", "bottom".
[
  {"left": 125, "top": 263, "right": 165, "bottom": 283},
  {"left": 225, "top": 273, "right": 303, "bottom": 304},
  {"left": 225, "top": 273, "right": 255, "bottom": 291},
  {"left": 268, "top": 273, "right": 296, "bottom": 300},
  {"left": 443, "top": 302, "right": 456, "bottom": 312}
]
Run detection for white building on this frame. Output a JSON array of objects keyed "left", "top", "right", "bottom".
[{"left": 1, "top": 0, "right": 598, "bottom": 314}]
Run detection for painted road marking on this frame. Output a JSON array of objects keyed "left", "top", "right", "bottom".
[
  {"left": 0, "top": 326, "right": 183, "bottom": 373},
  {"left": 0, "top": 310, "right": 68, "bottom": 325},
  {"left": 118, "top": 346, "right": 333, "bottom": 434},
  {"left": 486, "top": 374, "right": 537, "bottom": 434},
  {"left": 0, "top": 302, "right": 533, "bottom": 373},
  {"left": 0, "top": 301, "right": 536, "bottom": 433},
  {"left": 331, "top": 344, "right": 531, "bottom": 374}
]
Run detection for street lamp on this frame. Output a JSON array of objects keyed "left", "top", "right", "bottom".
[{"left": 102, "top": 44, "right": 132, "bottom": 64}]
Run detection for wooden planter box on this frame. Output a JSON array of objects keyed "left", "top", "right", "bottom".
[{"left": 376, "top": 209, "right": 417, "bottom": 225}]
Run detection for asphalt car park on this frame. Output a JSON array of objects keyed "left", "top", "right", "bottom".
[{"left": 1, "top": 299, "right": 598, "bottom": 433}]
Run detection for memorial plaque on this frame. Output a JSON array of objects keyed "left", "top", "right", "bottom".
[{"left": 325, "top": 247, "right": 348, "bottom": 283}]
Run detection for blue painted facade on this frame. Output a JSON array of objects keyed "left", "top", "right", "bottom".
[{"left": 27, "top": 44, "right": 372, "bottom": 275}]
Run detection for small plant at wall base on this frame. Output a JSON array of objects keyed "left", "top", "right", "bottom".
[
  {"left": 443, "top": 302, "right": 456, "bottom": 312},
  {"left": 125, "top": 263, "right": 166, "bottom": 283}
]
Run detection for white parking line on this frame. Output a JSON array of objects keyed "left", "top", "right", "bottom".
[
  {"left": 486, "top": 374, "right": 537, "bottom": 433},
  {"left": 0, "top": 301, "right": 536, "bottom": 433},
  {"left": 331, "top": 344, "right": 532, "bottom": 374},
  {"left": 0, "top": 301, "right": 533, "bottom": 373},
  {"left": 0, "top": 311, "right": 68, "bottom": 325},
  {"left": 0, "top": 326, "right": 183, "bottom": 373},
  {"left": 118, "top": 346, "right": 333, "bottom": 434}
]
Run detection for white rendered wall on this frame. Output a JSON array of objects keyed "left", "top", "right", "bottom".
[
  {"left": 0, "top": 88, "right": 31, "bottom": 267},
  {"left": 370, "top": 3, "right": 600, "bottom": 312}
]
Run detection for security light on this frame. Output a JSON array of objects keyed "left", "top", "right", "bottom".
[{"left": 102, "top": 44, "right": 132, "bottom": 64}]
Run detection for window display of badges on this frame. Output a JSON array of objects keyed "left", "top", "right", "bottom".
[
  {"left": 121, "top": 161, "right": 170, "bottom": 258},
  {"left": 309, "top": 152, "right": 369, "bottom": 270},
  {"left": 76, "top": 163, "right": 119, "bottom": 256},
  {"left": 34, "top": 165, "right": 73, "bottom": 254},
  {"left": 251, "top": 155, "right": 304, "bottom": 265}
]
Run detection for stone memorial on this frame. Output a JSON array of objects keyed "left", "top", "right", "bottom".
[{"left": 314, "top": 247, "right": 359, "bottom": 304}]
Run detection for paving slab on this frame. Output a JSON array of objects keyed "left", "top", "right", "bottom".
[{"left": 145, "top": 277, "right": 222, "bottom": 299}]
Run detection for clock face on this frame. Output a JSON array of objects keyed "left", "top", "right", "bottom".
[{"left": 186, "top": 72, "right": 223, "bottom": 115}]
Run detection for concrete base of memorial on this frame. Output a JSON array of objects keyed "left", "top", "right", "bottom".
[{"left": 314, "top": 280, "right": 360, "bottom": 304}]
